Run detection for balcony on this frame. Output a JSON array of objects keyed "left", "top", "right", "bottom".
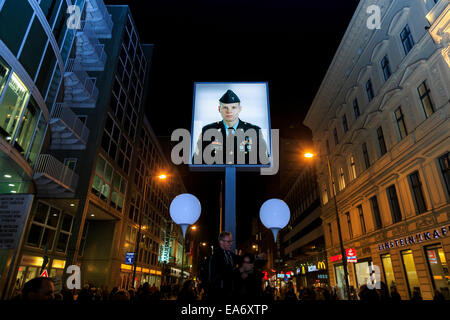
[
  {"left": 75, "top": 21, "right": 107, "bottom": 71},
  {"left": 49, "top": 103, "right": 90, "bottom": 150},
  {"left": 63, "top": 58, "right": 99, "bottom": 108},
  {"left": 33, "top": 154, "right": 79, "bottom": 197},
  {"left": 85, "top": 0, "right": 113, "bottom": 39}
]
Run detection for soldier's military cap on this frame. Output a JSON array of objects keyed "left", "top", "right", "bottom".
[{"left": 219, "top": 89, "right": 240, "bottom": 103}]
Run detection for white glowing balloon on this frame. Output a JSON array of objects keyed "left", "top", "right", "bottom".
[
  {"left": 259, "top": 199, "right": 290, "bottom": 241},
  {"left": 170, "top": 193, "right": 201, "bottom": 237}
]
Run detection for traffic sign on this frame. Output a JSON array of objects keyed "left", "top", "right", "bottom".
[
  {"left": 125, "top": 252, "right": 135, "bottom": 265},
  {"left": 40, "top": 269, "right": 48, "bottom": 277}
]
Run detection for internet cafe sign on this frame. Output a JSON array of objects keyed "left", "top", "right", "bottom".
[{"left": 378, "top": 225, "right": 450, "bottom": 251}]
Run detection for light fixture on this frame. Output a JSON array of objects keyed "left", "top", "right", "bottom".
[
  {"left": 169, "top": 193, "right": 201, "bottom": 237},
  {"left": 53, "top": 214, "right": 57, "bottom": 217},
  {"left": 70, "top": 203, "right": 75, "bottom": 207},
  {"left": 8, "top": 184, "right": 14, "bottom": 187},
  {"left": 4, "top": 174, "right": 12, "bottom": 178},
  {"left": 11, "top": 190, "right": 16, "bottom": 193},
  {"left": 90, "top": 214, "right": 95, "bottom": 217},
  {"left": 259, "top": 198, "right": 291, "bottom": 241}
]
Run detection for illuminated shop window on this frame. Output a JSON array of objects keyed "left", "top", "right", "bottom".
[
  {"left": 381, "top": 254, "right": 396, "bottom": 289},
  {"left": 425, "top": 245, "right": 450, "bottom": 299},
  {"left": 401, "top": 249, "right": 420, "bottom": 299}
]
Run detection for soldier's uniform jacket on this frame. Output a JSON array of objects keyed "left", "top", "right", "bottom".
[{"left": 193, "top": 119, "right": 269, "bottom": 165}]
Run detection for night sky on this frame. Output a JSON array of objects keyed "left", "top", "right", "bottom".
[{"left": 104, "top": 0, "right": 360, "bottom": 248}]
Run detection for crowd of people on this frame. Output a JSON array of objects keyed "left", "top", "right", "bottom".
[{"left": 10, "top": 231, "right": 449, "bottom": 302}]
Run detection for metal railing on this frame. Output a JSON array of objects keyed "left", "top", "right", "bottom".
[
  {"left": 51, "top": 103, "right": 90, "bottom": 143},
  {"left": 65, "top": 58, "right": 99, "bottom": 104},
  {"left": 34, "top": 154, "right": 79, "bottom": 192}
]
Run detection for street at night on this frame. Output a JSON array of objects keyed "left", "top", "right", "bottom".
[{"left": 0, "top": 0, "right": 449, "bottom": 316}]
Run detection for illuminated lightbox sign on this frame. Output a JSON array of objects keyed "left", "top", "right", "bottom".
[
  {"left": 378, "top": 225, "right": 449, "bottom": 251},
  {"left": 345, "top": 248, "right": 357, "bottom": 263},
  {"left": 308, "top": 265, "right": 318, "bottom": 272},
  {"left": 330, "top": 254, "right": 342, "bottom": 262},
  {"left": 190, "top": 82, "right": 272, "bottom": 168}
]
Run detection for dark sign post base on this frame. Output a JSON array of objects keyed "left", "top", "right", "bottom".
[{"left": 224, "top": 166, "right": 236, "bottom": 252}]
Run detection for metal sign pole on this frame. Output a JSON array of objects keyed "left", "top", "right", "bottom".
[{"left": 224, "top": 167, "right": 236, "bottom": 252}]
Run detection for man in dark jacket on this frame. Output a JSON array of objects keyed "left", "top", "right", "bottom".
[{"left": 205, "top": 232, "right": 241, "bottom": 301}]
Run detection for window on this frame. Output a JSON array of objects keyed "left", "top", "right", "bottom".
[
  {"left": 394, "top": 107, "right": 408, "bottom": 139},
  {"left": 328, "top": 223, "right": 333, "bottom": 245},
  {"left": 339, "top": 168, "right": 346, "bottom": 191},
  {"left": 345, "top": 212, "right": 353, "bottom": 239},
  {"left": 381, "top": 254, "right": 396, "bottom": 289},
  {"left": 92, "top": 155, "right": 113, "bottom": 202},
  {"left": 353, "top": 98, "right": 360, "bottom": 119},
  {"left": 425, "top": 245, "right": 450, "bottom": 299},
  {"left": 409, "top": 171, "right": 427, "bottom": 214},
  {"left": 370, "top": 196, "right": 382, "bottom": 230},
  {"left": 56, "top": 213, "right": 73, "bottom": 253},
  {"left": 111, "top": 172, "right": 127, "bottom": 211},
  {"left": 400, "top": 25, "right": 414, "bottom": 55},
  {"left": 438, "top": 152, "right": 450, "bottom": 197},
  {"left": 322, "top": 186, "right": 329, "bottom": 205},
  {"left": 357, "top": 205, "right": 366, "bottom": 234},
  {"left": 362, "top": 143, "right": 370, "bottom": 169},
  {"left": 401, "top": 249, "right": 420, "bottom": 299},
  {"left": 64, "top": 158, "right": 77, "bottom": 171},
  {"left": 381, "top": 55, "right": 392, "bottom": 81},
  {"left": 14, "top": 97, "right": 39, "bottom": 156},
  {"left": 387, "top": 185, "right": 402, "bottom": 223},
  {"left": 26, "top": 201, "right": 66, "bottom": 251},
  {"left": 333, "top": 128, "right": 339, "bottom": 145},
  {"left": 118, "top": 136, "right": 132, "bottom": 174},
  {"left": 0, "top": 73, "right": 29, "bottom": 141},
  {"left": 350, "top": 156, "right": 357, "bottom": 180},
  {"left": 0, "top": 57, "right": 11, "bottom": 96},
  {"left": 417, "top": 80, "right": 434, "bottom": 118},
  {"left": 78, "top": 221, "right": 89, "bottom": 257},
  {"left": 342, "top": 114, "right": 348, "bottom": 133},
  {"left": 101, "top": 114, "right": 120, "bottom": 161},
  {"left": 377, "top": 126, "right": 387, "bottom": 156},
  {"left": 366, "top": 79, "right": 374, "bottom": 102}
]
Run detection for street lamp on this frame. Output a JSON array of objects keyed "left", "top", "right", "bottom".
[
  {"left": 170, "top": 193, "right": 201, "bottom": 283},
  {"left": 304, "top": 152, "right": 351, "bottom": 300}
]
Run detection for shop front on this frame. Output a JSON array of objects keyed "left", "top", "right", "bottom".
[
  {"left": 119, "top": 264, "right": 162, "bottom": 289},
  {"left": 376, "top": 224, "right": 450, "bottom": 300}
]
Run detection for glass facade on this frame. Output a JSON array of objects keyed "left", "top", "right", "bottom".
[
  {"left": 401, "top": 249, "right": 420, "bottom": 298},
  {"left": 425, "top": 245, "right": 450, "bottom": 299}
]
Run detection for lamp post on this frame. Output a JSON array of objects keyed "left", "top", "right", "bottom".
[
  {"left": 259, "top": 199, "right": 291, "bottom": 290},
  {"left": 131, "top": 173, "right": 167, "bottom": 289},
  {"left": 169, "top": 193, "right": 201, "bottom": 283},
  {"left": 304, "top": 152, "right": 350, "bottom": 300}
]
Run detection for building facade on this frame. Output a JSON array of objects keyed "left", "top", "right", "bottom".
[
  {"left": 280, "top": 163, "right": 328, "bottom": 290},
  {"left": 304, "top": 0, "right": 449, "bottom": 300},
  {"left": 0, "top": 1, "right": 187, "bottom": 298}
]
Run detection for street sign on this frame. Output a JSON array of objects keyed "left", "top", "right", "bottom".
[
  {"left": 125, "top": 252, "right": 135, "bottom": 265},
  {"left": 40, "top": 269, "right": 48, "bottom": 277},
  {"left": 346, "top": 248, "right": 357, "bottom": 263}
]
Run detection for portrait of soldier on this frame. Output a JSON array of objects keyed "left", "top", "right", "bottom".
[{"left": 193, "top": 89, "right": 270, "bottom": 165}]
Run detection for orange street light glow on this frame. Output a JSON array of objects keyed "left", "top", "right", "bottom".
[
  {"left": 191, "top": 225, "right": 197, "bottom": 230},
  {"left": 158, "top": 174, "right": 167, "bottom": 180},
  {"left": 304, "top": 152, "right": 315, "bottom": 158}
]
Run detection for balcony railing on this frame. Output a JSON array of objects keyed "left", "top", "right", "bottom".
[
  {"left": 50, "top": 102, "right": 90, "bottom": 147},
  {"left": 33, "top": 154, "right": 79, "bottom": 193},
  {"left": 64, "top": 58, "right": 99, "bottom": 107},
  {"left": 75, "top": 20, "right": 107, "bottom": 70}
]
